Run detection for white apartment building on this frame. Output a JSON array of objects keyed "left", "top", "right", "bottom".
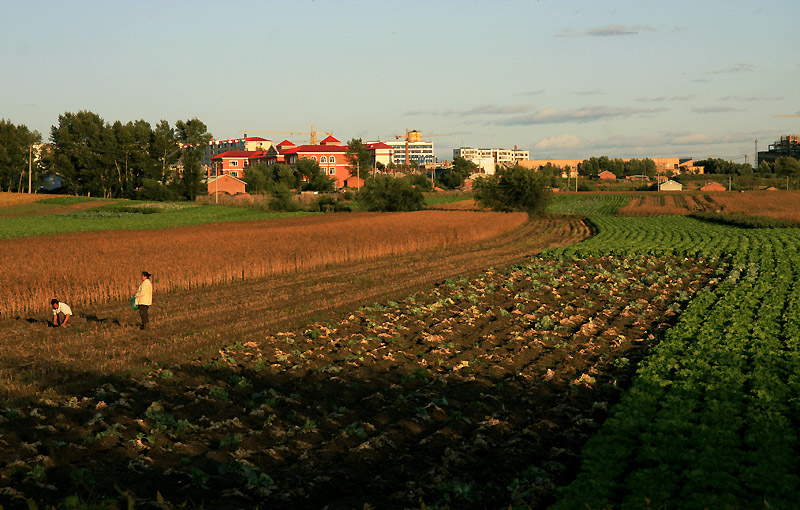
[
  {"left": 384, "top": 140, "right": 435, "bottom": 166},
  {"left": 453, "top": 146, "right": 529, "bottom": 165}
]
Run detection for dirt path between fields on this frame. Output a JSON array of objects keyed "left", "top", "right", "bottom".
[{"left": 0, "top": 218, "right": 591, "bottom": 398}]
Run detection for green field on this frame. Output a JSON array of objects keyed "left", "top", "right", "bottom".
[
  {"left": 0, "top": 202, "right": 313, "bottom": 239},
  {"left": 547, "top": 216, "right": 800, "bottom": 509},
  {"left": 546, "top": 193, "right": 631, "bottom": 215}
]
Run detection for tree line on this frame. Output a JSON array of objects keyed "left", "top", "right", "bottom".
[{"left": 0, "top": 112, "right": 211, "bottom": 199}]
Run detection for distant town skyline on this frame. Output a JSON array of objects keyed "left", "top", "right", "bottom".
[{"left": 3, "top": 0, "right": 798, "bottom": 163}]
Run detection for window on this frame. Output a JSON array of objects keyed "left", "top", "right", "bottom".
[
  {"left": 230, "top": 161, "right": 238, "bottom": 167},
  {"left": 329, "top": 156, "right": 335, "bottom": 163},
  {"left": 329, "top": 168, "right": 335, "bottom": 175},
  {"left": 311, "top": 156, "right": 317, "bottom": 162},
  {"left": 320, "top": 156, "right": 327, "bottom": 163}
]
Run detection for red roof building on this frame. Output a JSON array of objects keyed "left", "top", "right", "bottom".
[
  {"left": 210, "top": 150, "right": 267, "bottom": 178},
  {"left": 277, "top": 136, "right": 352, "bottom": 188},
  {"left": 207, "top": 174, "right": 247, "bottom": 195}
]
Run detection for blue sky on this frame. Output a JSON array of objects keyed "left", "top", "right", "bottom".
[{"left": 3, "top": 0, "right": 798, "bottom": 162}]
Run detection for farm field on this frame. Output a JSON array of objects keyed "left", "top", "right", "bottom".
[
  {"left": 0, "top": 224, "right": 715, "bottom": 508},
  {"left": 2, "top": 193, "right": 800, "bottom": 508},
  {"left": 1, "top": 210, "right": 529, "bottom": 317}
]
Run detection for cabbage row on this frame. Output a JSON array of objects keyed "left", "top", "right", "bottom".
[{"left": 547, "top": 217, "right": 800, "bottom": 510}]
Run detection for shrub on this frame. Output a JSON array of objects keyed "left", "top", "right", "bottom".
[
  {"left": 357, "top": 176, "right": 425, "bottom": 212},
  {"left": 473, "top": 165, "right": 551, "bottom": 216}
]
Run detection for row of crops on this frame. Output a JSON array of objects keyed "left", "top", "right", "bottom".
[{"left": 546, "top": 217, "right": 800, "bottom": 509}]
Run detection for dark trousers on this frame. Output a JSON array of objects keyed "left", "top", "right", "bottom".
[{"left": 139, "top": 305, "right": 149, "bottom": 329}]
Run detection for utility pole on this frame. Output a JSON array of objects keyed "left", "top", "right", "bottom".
[{"left": 28, "top": 145, "right": 32, "bottom": 194}]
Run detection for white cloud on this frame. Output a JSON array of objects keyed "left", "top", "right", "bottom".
[
  {"left": 712, "top": 63, "right": 757, "bottom": 74},
  {"left": 533, "top": 134, "right": 585, "bottom": 150},
  {"left": 498, "top": 106, "right": 665, "bottom": 125},
  {"left": 692, "top": 106, "right": 745, "bottom": 113},
  {"left": 558, "top": 24, "right": 656, "bottom": 37},
  {"left": 670, "top": 133, "right": 713, "bottom": 145}
]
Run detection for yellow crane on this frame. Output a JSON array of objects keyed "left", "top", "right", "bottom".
[
  {"left": 240, "top": 124, "right": 333, "bottom": 145},
  {"left": 773, "top": 114, "right": 800, "bottom": 117},
  {"left": 393, "top": 129, "right": 451, "bottom": 166}
]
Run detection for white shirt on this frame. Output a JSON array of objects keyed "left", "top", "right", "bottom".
[
  {"left": 135, "top": 279, "right": 153, "bottom": 306},
  {"left": 53, "top": 302, "right": 72, "bottom": 316}
]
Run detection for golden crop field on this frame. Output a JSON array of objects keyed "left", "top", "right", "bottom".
[
  {"left": 0, "top": 192, "right": 46, "bottom": 207},
  {"left": 2, "top": 210, "right": 527, "bottom": 317},
  {"left": 617, "top": 190, "right": 800, "bottom": 221},
  {"left": 710, "top": 190, "right": 800, "bottom": 222}
]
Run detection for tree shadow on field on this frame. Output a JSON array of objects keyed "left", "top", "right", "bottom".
[{"left": 0, "top": 335, "right": 647, "bottom": 510}]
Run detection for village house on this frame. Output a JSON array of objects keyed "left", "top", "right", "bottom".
[
  {"left": 206, "top": 174, "right": 247, "bottom": 195},
  {"left": 659, "top": 179, "right": 683, "bottom": 191}
]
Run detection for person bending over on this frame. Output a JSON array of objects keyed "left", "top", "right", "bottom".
[{"left": 51, "top": 299, "right": 72, "bottom": 327}]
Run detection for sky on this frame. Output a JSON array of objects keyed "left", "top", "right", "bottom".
[{"left": 3, "top": 0, "right": 798, "bottom": 163}]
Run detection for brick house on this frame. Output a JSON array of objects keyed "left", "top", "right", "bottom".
[{"left": 207, "top": 174, "right": 247, "bottom": 195}]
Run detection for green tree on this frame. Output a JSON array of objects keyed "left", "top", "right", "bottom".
[
  {"left": 175, "top": 118, "right": 212, "bottom": 200},
  {"left": 357, "top": 175, "right": 425, "bottom": 212},
  {"left": 49, "top": 110, "right": 110, "bottom": 197},
  {"left": 150, "top": 120, "right": 180, "bottom": 184},
  {"left": 773, "top": 156, "right": 800, "bottom": 176},
  {"left": 243, "top": 162, "right": 272, "bottom": 194},
  {"left": 346, "top": 138, "right": 372, "bottom": 181},
  {"left": 473, "top": 164, "right": 551, "bottom": 216},
  {"left": 296, "top": 157, "right": 335, "bottom": 192},
  {"left": 0, "top": 119, "right": 41, "bottom": 192},
  {"left": 438, "top": 156, "right": 477, "bottom": 189}
]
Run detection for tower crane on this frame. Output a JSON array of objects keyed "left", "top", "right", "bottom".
[
  {"left": 773, "top": 114, "right": 800, "bottom": 118},
  {"left": 240, "top": 124, "right": 333, "bottom": 145},
  {"left": 393, "top": 129, "right": 451, "bottom": 166}
]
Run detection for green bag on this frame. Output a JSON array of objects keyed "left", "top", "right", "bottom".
[{"left": 130, "top": 297, "right": 139, "bottom": 310}]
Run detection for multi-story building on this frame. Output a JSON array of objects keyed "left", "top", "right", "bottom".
[
  {"left": 280, "top": 135, "right": 352, "bottom": 188},
  {"left": 758, "top": 135, "right": 800, "bottom": 166},
  {"left": 453, "top": 146, "right": 529, "bottom": 164},
  {"left": 209, "top": 150, "right": 268, "bottom": 178},
  {"left": 203, "top": 136, "right": 272, "bottom": 167}
]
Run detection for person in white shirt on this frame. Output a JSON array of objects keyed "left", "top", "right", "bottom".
[
  {"left": 50, "top": 299, "right": 72, "bottom": 327},
  {"left": 134, "top": 271, "right": 153, "bottom": 330}
]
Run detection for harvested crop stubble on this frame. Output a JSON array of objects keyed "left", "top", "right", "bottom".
[
  {"left": 0, "top": 192, "right": 47, "bottom": 207},
  {"left": 709, "top": 190, "right": 800, "bottom": 222},
  {"left": 2, "top": 210, "right": 526, "bottom": 317}
]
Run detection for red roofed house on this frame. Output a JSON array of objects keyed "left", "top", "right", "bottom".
[
  {"left": 207, "top": 174, "right": 246, "bottom": 195},
  {"left": 204, "top": 136, "right": 272, "bottom": 168},
  {"left": 700, "top": 181, "right": 726, "bottom": 192},
  {"left": 210, "top": 150, "right": 268, "bottom": 178},
  {"left": 366, "top": 141, "right": 395, "bottom": 167},
  {"left": 595, "top": 170, "right": 617, "bottom": 180},
  {"left": 282, "top": 135, "right": 352, "bottom": 188}
]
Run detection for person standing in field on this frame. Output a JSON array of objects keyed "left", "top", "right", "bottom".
[
  {"left": 134, "top": 271, "right": 153, "bottom": 330},
  {"left": 50, "top": 298, "right": 72, "bottom": 327}
]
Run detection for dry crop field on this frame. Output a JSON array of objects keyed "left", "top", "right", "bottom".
[
  {"left": 616, "top": 189, "right": 800, "bottom": 222},
  {"left": 0, "top": 192, "right": 43, "bottom": 207},
  {"left": 1, "top": 210, "right": 527, "bottom": 318}
]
